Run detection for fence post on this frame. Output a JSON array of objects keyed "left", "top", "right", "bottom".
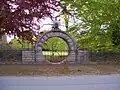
[
  {"left": 34, "top": 50, "right": 37, "bottom": 63},
  {"left": 75, "top": 49, "right": 78, "bottom": 64},
  {"left": 21, "top": 50, "right": 23, "bottom": 64}
]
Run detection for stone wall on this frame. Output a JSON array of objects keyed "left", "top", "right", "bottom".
[
  {"left": 1, "top": 50, "right": 120, "bottom": 64},
  {"left": 22, "top": 51, "right": 35, "bottom": 64},
  {"left": 77, "top": 50, "right": 89, "bottom": 64},
  {"left": 22, "top": 49, "right": 89, "bottom": 64},
  {"left": 89, "top": 51, "right": 120, "bottom": 64}
]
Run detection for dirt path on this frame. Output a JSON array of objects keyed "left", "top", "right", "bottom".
[{"left": 0, "top": 64, "right": 120, "bottom": 76}]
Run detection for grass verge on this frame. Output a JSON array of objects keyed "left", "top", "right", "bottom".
[{"left": 0, "top": 64, "right": 120, "bottom": 76}]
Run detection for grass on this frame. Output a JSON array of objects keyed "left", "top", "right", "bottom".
[
  {"left": 42, "top": 51, "right": 68, "bottom": 56},
  {"left": 0, "top": 64, "right": 120, "bottom": 76},
  {"left": 43, "top": 51, "right": 69, "bottom": 63}
]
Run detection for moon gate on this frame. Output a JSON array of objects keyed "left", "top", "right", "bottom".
[
  {"left": 35, "top": 30, "right": 77, "bottom": 64},
  {"left": 35, "top": 31, "right": 77, "bottom": 51}
]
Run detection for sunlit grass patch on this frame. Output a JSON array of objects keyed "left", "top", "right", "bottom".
[{"left": 43, "top": 51, "right": 68, "bottom": 56}]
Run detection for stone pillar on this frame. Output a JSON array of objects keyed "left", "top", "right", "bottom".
[
  {"left": 66, "top": 50, "right": 76, "bottom": 64},
  {"left": 77, "top": 49, "right": 89, "bottom": 64},
  {"left": 22, "top": 50, "right": 35, "bottom": 64},
  {"left": 35, "top": 50, "right": 45, "bottom": 64}
]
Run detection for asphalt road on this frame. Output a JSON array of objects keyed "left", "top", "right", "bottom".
[{"left": 0, "top": 75, "right": 120, "bottom": 90}]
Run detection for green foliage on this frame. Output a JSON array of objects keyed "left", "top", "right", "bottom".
[
  {"left": 111, "top": 19, "right": 120, "bottom": 48},
  {"left": 61, "top": 0, "right": 120, "bottom": 50},
  {"left": 9, "top": 38, "right": 32, "bottom": 49},
  {"left": 42, "top": 37, "right": 69, "bottom": 51}
]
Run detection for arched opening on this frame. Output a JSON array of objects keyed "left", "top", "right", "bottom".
[
  {"left": 35, "top": 31, "right": 77, "bottom": 64},
  {"left": 42, "top": 37, "right": 69, "bottom": 64}
]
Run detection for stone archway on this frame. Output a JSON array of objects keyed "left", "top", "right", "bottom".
[
  {"left": 35, "top": 30, "right": 77, "bottom": 64},
  {"left": 35, "top": 31, "right": 77, "bottom": 51}
]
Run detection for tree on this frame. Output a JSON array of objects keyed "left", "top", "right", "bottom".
[
  {"left": 9, "top": 37, "right": 32, "bottom": 49},
  {"left": 43, "top": 37, "right": 68, "bottom": 51},
  {"left": 111, "top": 18, "right": 120, "bottom": 49},
  {"left": 0, "top": 0, "right": 59, "bottom": 38},
  {"left": 61, "top": 0, "right": 120, "bottom": 50}
]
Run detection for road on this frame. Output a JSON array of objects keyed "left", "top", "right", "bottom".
[{"left": 0, "top": 75, "right": 120, "bottom": 90}]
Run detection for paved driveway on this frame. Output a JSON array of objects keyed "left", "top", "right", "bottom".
[{"left": 0, "top": 75, "right": 120, "bottom": 90}]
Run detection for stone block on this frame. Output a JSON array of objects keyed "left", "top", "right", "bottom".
[{"left": 22, "top": 51, "right": 35, "bottom": 64}]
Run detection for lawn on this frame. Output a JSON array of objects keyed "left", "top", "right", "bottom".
[
  {"left": 42, "top": 51, "right": 68, "bottom": 56},
  {"left": 42, "top": 51, "right": 69, "bottom": 63},
  {"left": 0, "top": 64, "right": 120, "bottom": 76}
]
